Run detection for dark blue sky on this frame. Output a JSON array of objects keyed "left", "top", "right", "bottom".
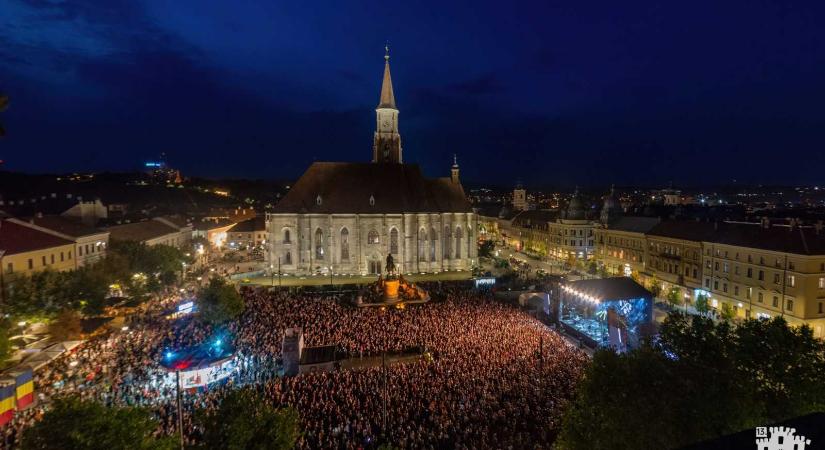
[{"left": 1, "top": 0, "right": 824, "bottom": 187}]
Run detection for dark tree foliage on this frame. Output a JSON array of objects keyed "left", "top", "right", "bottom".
[
  {"left": 20, "top": 397, "right": 176, "bottom": 450},
  {"left": 478, "top": 240, "right": 495, "bottom": 258},
  {"left": 558, "top": 314, "right": 825, "bottom": 449},
  {"left": 198, "top": 277, "right": 244, "bottom": 325},
  {"left": 194, "top": 387, "right": 300, "bottom": 450}
]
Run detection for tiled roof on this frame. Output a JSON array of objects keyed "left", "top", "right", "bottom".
[
  {"left": 227, "top": 216, "right": 265, "bottom": 233},
  {"left": 648, "top": 220, "right": 825, "bottom": 255},
  {"left": 0, "top": 220, "right": 74, "bottom": 255},
  {"left": 647, "top": 220, "right": 718, "bottom": 242},
  {"left": 106, "top": 220, "right": 181, "bottom": 243},
  {"left": 710, "top": 222, "right": 825, "bottom": 255},
  {"left": 271, "top": 162, "right": 472, "bottom": 214},
  {"left": 511, "top": 210, "right": 560, "bottom": 227},
  {"left": 25, "top": 215, "right": 106, "bottom": 238},
  {"left": 605, "top": 217, "right": 661, "bottom": 234}
]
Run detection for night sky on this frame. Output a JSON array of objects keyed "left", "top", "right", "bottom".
[{"left": 2, "top": 0, "right": 824, "bottom": 187}]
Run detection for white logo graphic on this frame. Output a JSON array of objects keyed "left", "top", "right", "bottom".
[{"left": 755, "top": 426, "right": 811, "bottom": 450}]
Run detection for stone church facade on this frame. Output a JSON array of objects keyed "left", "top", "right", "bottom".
[{"left": 266, "top": 50, "right": 477, "bottom": 276}]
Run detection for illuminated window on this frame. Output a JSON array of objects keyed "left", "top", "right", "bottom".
[
  {"left": 368, "top": 229, "right": 379, "bottom": 244},
  {"left": 315, "top": 228, "right": 324, "bottom": 260}
]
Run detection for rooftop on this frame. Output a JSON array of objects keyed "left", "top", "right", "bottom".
[
  {"left": 0, "top": 219, "right": 74, "bottom": 255},
  {"left": 649, "top": 220, "right": 825, "bottom": 255},
  {"left": 271, "top": 162, "right": 472, "bottom": 214},
  {"left": 23, "top": 215, "right": 106, "bottom": 238},
  {"left": 106, "top": 219, "right": 182, "bottom": 243},
  {"left": 604, "top": 216, "right": 661, "bottom": 234},
  {"left": 228, "top": 216, "right": 265, "bottom": 233}
]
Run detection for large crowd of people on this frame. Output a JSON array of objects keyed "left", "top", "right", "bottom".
[{"left": 2, "top": 282, "right": 588, "bottom": 449}]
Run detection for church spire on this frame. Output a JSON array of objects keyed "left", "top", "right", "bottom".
[
  {"left": 372, "top": 44, "right": 402, "bottom": 163},
  {"left": 378, "top": 44, "right": 396, "bottom": 109},
  {"left": 451, "top": 154, "right": 460, "bottom": 183}
]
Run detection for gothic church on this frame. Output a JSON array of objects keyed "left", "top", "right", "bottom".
[{"left": 266, "top": 50, "right": 477, "bottom": 276}]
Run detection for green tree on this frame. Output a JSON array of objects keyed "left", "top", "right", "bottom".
[
  {"left": 478, "top": 240, "right": 495, "bottom": 258},
  {"left": 720, "top": 302, "right": 735, "bottom": 321},
  {"left": 194, "top": 387, "right": 300, "bottom": 450},
  {"left": 695, "top": 294, "right": 710, "bottom": 314},
  {"left": 109, "top": 241, "right": 189, "bottom": 291},
  {"left": 20, "top": 397, "right": 176, "bottom": 450},
  {"left": 647, "top": 278, "right": 662, "bottom": 298},
  {"left": 0, "top": 321, "right": 11, "bottom": 362},
  {"left": 733, "top": 317, "right": 825, "bottom": 421},
  {"left": 559, "top": 314, "right": 825, "bottom": 449},
  {"left": 587, "top": 261, "right": 598, "bottom": 275},
  {"left": 198, "top": 277, "right": 244, "bottom": 325},
  {"left": 666, "top": 287, "right": 682, "bottom": 308}
]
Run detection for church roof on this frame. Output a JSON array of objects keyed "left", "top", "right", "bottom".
[
  {"left": 377, "top": 59, "right": 396, "bottom": 109},
  {"left": 271, "top": 162, "right": 472, "bottom": 214}
]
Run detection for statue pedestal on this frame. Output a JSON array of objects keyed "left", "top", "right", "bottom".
[{"left": 383, "top": 279, "right": 400, "bottom": 302}]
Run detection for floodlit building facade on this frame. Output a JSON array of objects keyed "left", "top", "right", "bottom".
[{"left": 267, "top": 50, "right": 477, "bottom": 276}]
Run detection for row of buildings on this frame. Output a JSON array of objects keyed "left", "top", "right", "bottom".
[
  {"left": 0, "top": 213, "right": 267, "bottom": 287},
  {"left": 480, "top": 190, "right": 825, "bottom": 337}
]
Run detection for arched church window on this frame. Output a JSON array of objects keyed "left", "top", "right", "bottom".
[
  {"left": 418, "top": 228, "right": 427, "bottom": 260},
  {"left": 341, "top": 228, "right": 350, "bottom": 261},
  {"left": 455, "top": 226, "right": 463, "bottom": 259},
  {"left": 283, "top": 229, "right": 291, "bottom": 244},
  {"left": 368, "top": 229, "right": 379, "bottom": 244},
  {"left": 284, "top": 251, "right": 292, "bottom": 265},
  {"left": 369, "top": 195, "right": 375, "bottom": 206},
  {"left": 390, "top": 228, "right": 399, "bottom": 254},
  {"left": 444, "top": 226, "right": 452, "bottom": 260},
  {"left": 316, "top": 195, "right": 322, "bottom": 206},
  {"left": 315, "top": 228, "right": 324, "bottom": 260},
  {"left": 430, "top": 228, "right": 437, "bottom": 262}
]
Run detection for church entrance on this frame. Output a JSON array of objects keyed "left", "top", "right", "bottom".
[{"left": 368, "top": 260, "right": 382, "bottom": 275}]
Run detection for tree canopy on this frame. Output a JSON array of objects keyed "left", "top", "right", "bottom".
[
  {"left": 20, "top": 397, "right": 176, "bottom": 450},
  {"left": 194, "top": 387, "right": 300, "bottom": 450},
  {"left": 198, "top": 277, "right": 244, "bottom": 325},
  {"left": 558, "top": 314, "right": 825, "bottom": 449}
]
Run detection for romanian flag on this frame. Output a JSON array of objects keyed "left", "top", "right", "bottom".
[
  {"left": 6, "top": 367, "right": 34, "bottom": 409},
  {"left": 0, "top": 382, "right": 15, "bottom": 426}
]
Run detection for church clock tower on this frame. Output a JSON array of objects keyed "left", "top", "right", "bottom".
[{"left": 373, "top": 46, "right": 402, "bottom": 164}]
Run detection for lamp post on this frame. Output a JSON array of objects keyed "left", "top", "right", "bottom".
[
  {"left": 278, "top": 256, "right": 282, "bottom": 287},
  {"left": 270, "top": 264, "right": 274, "bottom": 287}
]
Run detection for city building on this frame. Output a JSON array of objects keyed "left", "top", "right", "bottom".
[
  {"left": 192, "top": 218, "right": 236, "bottom": 248},
  {"left": 267, "top": 50, "right": 477, "bottom": 276},
  {"left": 699, "top": 219, "right": 825, "bottom": 335},
  {"left": 594, "top": 216, "right": 660, "bottom": 277},
  {"left": 592, "top": 216, "right": 825, "bottom": 337},
  {"left": 512, "top": 186, "right": 527, "bottom": 211},
  {"left": 106, "top": 216, "right": 192, "bottom": 248},
  {"left": 7, "top": 215, "right": 109, "bottom": 268},
  {"left": 0, "top": 219, "right": 76, "bottom": 282},
  {"left": 547, "top": 189, "right": 595, "bottom": 262},
  {"left": 226, "top": 216, "right": 266, "bottom": 249},
  {"left": 645, "top": 221, "right": 712, "bottom": 299}
]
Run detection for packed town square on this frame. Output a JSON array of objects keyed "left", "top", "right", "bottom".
[{"left": 1, "top": 282, "right": 589, "bottom": 449}]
